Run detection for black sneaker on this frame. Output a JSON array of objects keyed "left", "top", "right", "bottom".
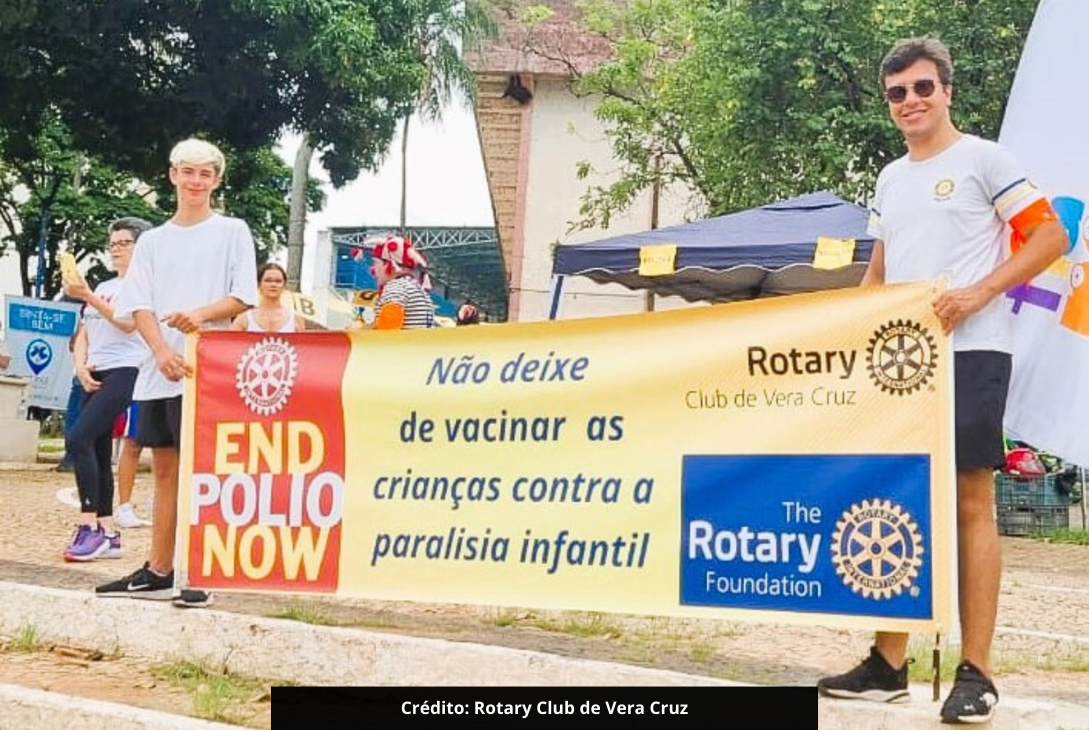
[
  {"left": 940, "top": 661, "right": 998, "bottom": 724},
  {"left": 95, "top": 562, "right": 174, "bottom": 600},
  {"left": 817, "top": 646, "right": 910, "bottom": 703},
  {"left": 172, "top": 588, "right": 214, "bottom": 609}
]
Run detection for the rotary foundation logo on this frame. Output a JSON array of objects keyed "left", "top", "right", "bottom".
[
  {"left": 831, "top": 498, "right": 924, "bottom": 600},
  {"left": 235, "top": 337, "right": 299, "bottom": 416},
  {"left": 866, "top": 319, "right": 937, "bottom": 395}
]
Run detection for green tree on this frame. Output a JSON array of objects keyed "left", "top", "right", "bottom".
[
  {"left": 0, "top": 112, "right": 162, "bottom": 298},
  {"left": 0, "top": 115, "right": 318, "bottom": 293},
  {"left": 0, "top": 0, "right": 426, "bottom": 184},
  {"left": 0, "top": 0, "right": 437, "bottom": 290},
  {"left": 545, "top": 0, "right": 1039, "bottom": 228}
]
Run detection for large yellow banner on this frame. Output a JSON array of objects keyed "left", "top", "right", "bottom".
[{"left": 180, "top": 280, "right": 955, "bottom": 634}]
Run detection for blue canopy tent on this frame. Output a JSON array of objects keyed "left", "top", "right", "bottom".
[{"left": 549, "top": 191, "right": 875, "bottom": 316}]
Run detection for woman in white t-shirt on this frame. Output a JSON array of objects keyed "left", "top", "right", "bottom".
[
  {"left": 60, "top": 217, "right": 153, "bottom": 562},
  {"left": 231, "top": 262, "right": 305, "bottom": 333}
]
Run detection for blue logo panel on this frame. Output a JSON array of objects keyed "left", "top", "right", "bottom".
[
  {"left": 25, "top": 338, "right": 53, "bottom": 374},
  {"left": 8, "top": 302, "right": 78, "bottom": 336},
  {"left": 680, "top": 454, "right": 932, "bottom": 619}
]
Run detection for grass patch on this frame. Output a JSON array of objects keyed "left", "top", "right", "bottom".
[
  {"left": 688, "top": 639, "right": 717, "bottom": 665},
  {"left": 485, "top": 610, "right": 623, "bottom": 638},
  {"left": 1035, "top": 654, "right": 1089, "bottom": 673},
  {"left": 37, "top": 443, "right": 64, "bottom": 453},
  {"left": 906, "top": 640, "right": 962, "bottom": 683},
  {"left": 526, "top": 612, "right": 623, "bottom": 639},
  {"left": 4, "top": 624, "right": 40, "bottom": 653},
  {"left": 266, "top": 604, "right": 339, "bottom": 626},
  {"left": 909, "top": 646, "right": 1089, "bottom": 682},
  {"left": 490, "top": 608, "right": 524, "bottom": 628},
  {"left": 1040, "top": 528, "right": 1089, "bottom": 545},
  {"left": 994, "top": 650, "right": 1089, "bottom": 674},
  {"left": 153, "top": 661, "right": 268, "bottom": 723}
]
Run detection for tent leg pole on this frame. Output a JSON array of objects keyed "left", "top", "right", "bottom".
[
  {"left": 548, "top": 275, "right": 565, "bottom": 321},
  {"left": 644, "top": 290, "right": 655, "bottom": 312}
]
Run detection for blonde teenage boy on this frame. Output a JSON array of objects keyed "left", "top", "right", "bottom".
[{"left": 96, "top": 139, "right": 257, "bottom": 607}]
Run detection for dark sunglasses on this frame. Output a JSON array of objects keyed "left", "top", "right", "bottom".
[{"left": 884, "top": 79, "right": 938, "bottom": 103}]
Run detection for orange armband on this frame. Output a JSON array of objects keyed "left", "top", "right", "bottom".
[
  {"left": 374, "top": 303, "right": 405, "bottom": 330},
  {"left": 1009, "top": 198, "right": 1059, "bottom": 249}
]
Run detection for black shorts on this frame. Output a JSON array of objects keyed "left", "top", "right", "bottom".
[
  {"left": 954, "top": 351, "right": 1011, "bottom": 471},
  {"left": 135, "top": 396, "right": 183, "bottom": 449}
]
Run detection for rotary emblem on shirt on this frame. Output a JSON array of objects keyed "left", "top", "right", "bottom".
[
  {"left": 235, "top": 337, "right": 299, "bottom": 416},
  {"left": 933, "top": 178, "right": 955, "bottom": 201}
]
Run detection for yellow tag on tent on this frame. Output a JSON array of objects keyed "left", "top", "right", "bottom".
[
  {"left": 813, "top": 237, "right": 856, "bottom": 270},
  {"left": 638, "top": 244, "right": 677, "bottom": 276}
]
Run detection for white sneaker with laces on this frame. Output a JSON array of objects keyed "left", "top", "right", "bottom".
[{"left": 115, "top": 503, "right": 151, "bottom": 528}]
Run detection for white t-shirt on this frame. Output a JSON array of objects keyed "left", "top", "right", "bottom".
[
  {"left": 867, "top": 134, "right": 1048, "bottom": 352},
  {"left": 114, "top": 214, "right": 258, "bottom": 399},
  {"left": 83, "top": 277, "right": 147, "bottom": 371}
]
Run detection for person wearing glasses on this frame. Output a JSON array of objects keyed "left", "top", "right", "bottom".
[
  {"left": 817, "top": 37, "right": 1066, "bottom": 724},
  {"left": 231, "top": 262, "right": 306, "bottom": 333},
  {"left": 59, "top": 217, "right": 153, "bottom": 561}
]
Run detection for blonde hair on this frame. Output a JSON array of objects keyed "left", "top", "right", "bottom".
[{"left": 169, "top": 138, "right": 226, "bottom": 177}]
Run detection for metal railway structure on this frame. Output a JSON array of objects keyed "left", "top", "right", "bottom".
[{"left": 330, "top": 226, "right": 508, "bottom": 321}]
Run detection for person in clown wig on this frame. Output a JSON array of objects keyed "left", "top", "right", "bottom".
[{"left": 368, "top": 234, "right": 436, "bottom": 330}]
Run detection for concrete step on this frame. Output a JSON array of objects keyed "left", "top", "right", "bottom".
[
  {"left": 0, "top": 580, "right": 1086, "bottom": 728},
  {"left": 0, "top": 683, "right": 240, "bottom": 730},
  {"left": 819, "top": 685, "right": 1087, "bottom": 729}
]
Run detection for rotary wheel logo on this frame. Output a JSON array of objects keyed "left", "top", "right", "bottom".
[
  {"left": 933, "top": 178, "right": 955, "bottom": 201},
  {"left": 867, "top": 319, "right": 937, "bottom": 395},
  {"left": 831, "top": 498, "right": 925, "bottom": 600},
  {"left": 235, "top": 337, "right": 299, "bottom": 416}
]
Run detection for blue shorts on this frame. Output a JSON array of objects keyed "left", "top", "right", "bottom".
[{"left": 122, "top": 402, "right": 139, "bottom": 439}]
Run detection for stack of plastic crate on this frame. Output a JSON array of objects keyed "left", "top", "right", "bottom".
[{"left": 995, "top": 473, "right": 1070, "bottom": 536}]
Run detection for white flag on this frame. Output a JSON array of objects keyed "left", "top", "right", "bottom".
[{"left": 999, "top": 0, "right": 1089, "bottom": 466}]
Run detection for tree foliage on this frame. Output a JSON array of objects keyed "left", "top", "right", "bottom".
[
  {"left": 0, "top": 0, "right": 447, "bottom": 295},
  {"left": 0, "top": 109, "right": 322, "bottom": 294},
  {"left": 0, "top": 112, "right": 162, "bottom": 298},
  {"left": 0, "top": 0, "right": 429, "bottom": 186},
  {"left": 554, "top": 0, "right": 1040, "bottom": 228}
]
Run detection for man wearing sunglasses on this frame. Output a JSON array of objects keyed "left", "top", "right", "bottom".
[{"left": 817, "top": 37, "right": 1066, "bottom": 724}]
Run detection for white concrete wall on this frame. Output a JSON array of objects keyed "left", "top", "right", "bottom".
[{"left": 517, "top": 79, "right": 703, "bottom": 322}]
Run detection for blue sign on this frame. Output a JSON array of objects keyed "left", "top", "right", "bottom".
[
  {"left": 25, "top": 338, "right": 53, "bottom": 374},
  {"left": 680, "top": 454, "right": 932, "bottom": 619},
  {"left": 4, "top": 295, "right": 83, "bottom": 409},
  {"left": 8, "top": 302, "right": 78, "bottom": 337}
]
